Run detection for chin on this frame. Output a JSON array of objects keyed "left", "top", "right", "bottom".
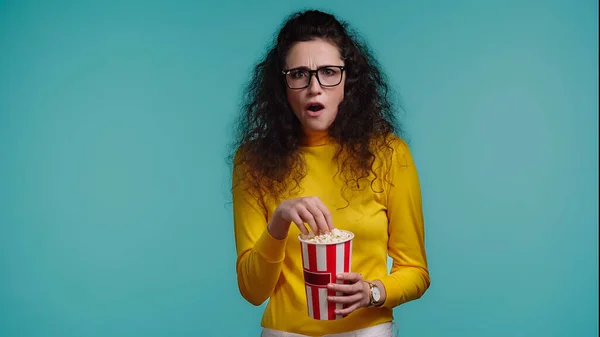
[
  {"left": 303, "top": 118, "right": 335, "bottom": 131},
  {"left": 303, "top": 122, "right": 331, "bottom": 133}
]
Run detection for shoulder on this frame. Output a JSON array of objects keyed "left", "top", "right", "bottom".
[
  {"left": 231, "top": 142, "right": 254, "bottom": 172},
  {"left": 231, "top": 144, "right": 253, "bottom": 185},
  {"left": 386, "top": 134, "right": 410, "bottom": 153},
  {"left": 372, "top": 133, "right": 413, "bottom": 165}
]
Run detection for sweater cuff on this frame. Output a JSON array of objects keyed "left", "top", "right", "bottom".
[
  {"left": 379, "top": 274, "right": 404, "bottom": 309},
  {"left": 254, "top": 227, "right": 287, "bottom": 263}
]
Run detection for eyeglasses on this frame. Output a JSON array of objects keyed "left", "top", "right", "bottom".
[{"left": 282, "top": 65, "right": 345, "bottom": 89}]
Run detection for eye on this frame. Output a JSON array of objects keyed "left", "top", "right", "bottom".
[
  {"left": 319, "top": 67, "right": 338, "bottom": 77},
  {"left": 290, "top": 70, "right": 307, "bottom": 78}
]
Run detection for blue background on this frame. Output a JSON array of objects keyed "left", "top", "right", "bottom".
[{"left": 0, "top": 1, "right": 597, "bottom": 336}]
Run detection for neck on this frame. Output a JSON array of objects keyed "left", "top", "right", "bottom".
[{"left": 300, "top": 129, "right": 330, "bottom": 146}]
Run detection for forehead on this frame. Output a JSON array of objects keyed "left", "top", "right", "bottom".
[{"left": 285, "top": 39, "right": 343, "bottom": 68}]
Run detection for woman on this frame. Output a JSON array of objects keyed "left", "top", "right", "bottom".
[{"left": 230, "top": 9, "right": 430, "bottom": 337}]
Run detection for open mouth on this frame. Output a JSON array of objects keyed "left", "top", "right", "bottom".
[{"left": 306, "top": 103, "right": 325, "bottom": 112}]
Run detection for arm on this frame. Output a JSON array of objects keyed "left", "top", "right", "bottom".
[
  {"left": 377, "top": 139, "right": 431, "bottom": 309},
  {"left": 232, "top": 164, "right": 286, "bottom": 306}
]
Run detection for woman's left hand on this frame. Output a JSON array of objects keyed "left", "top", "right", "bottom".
[{"left": 327, "top": 272, "right": 370, "bottom": 316}]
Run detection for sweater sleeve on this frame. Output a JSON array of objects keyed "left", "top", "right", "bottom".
[
  {"left": 379, "top": 139, "right": 431, "bottom": 309},
  {"left": 231, "top": 160, "right": 287, "bottom": 306}
]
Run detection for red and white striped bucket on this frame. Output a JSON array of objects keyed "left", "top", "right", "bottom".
[{"left": 298, "top": 230, "right": 354, "bottom": 320}]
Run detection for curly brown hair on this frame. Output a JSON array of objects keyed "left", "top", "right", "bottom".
[{"left": 230, "top": 9, "right": 405, "bottom": 204}]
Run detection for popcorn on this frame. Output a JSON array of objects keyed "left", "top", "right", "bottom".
[{"left": 300, "top": 228, "right": 352, "bottom": 244}]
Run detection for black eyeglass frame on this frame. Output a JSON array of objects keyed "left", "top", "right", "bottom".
[{"left": 281, "top": 65, "right": 346, "bottom": 90}]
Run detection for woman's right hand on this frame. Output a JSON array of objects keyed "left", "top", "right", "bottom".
[{"left": 268, "top": 196, "right": 334, "bottom": 239}]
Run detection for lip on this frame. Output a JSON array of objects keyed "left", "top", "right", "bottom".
[
  {"left": 305, "top": 102, "right": 325, "bottom": 110},
  {"left": 305, "top": 102, "right": 325, "bottom": 117}
]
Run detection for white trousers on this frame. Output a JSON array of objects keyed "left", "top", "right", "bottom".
[{"left": 260, "top": 322, "right": 396, "bottom": 337}]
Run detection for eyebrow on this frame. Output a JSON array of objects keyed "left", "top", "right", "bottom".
[{"left": 284, "top": 64, "right": 344, "bottom": 71}]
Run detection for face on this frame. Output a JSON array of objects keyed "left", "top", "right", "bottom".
[{"left": 284, "top": 39, "right": 345, "bottom": 136}]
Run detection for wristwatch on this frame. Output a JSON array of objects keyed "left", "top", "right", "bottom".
[{"left": 367, "top": 281, "right": 382, "bottom": 307}]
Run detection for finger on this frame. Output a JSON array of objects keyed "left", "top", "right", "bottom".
[
  {"left": 335, "top": 301, "right": 361, "bottom": 316},
  {"left": 313, "top": 197, "right": 334, "bottom": 231},
  {"left": 290, "top": 213, "right": 309, "bottom": 235},
  {"left": 302, "top": 199, "right": 329, "bottom": 234},
  {"left": 327, "top": 293, "right": 362, "bottom": 304},
  {"left": 297, "top": 207, "right": 318, "bottom": 233},
  {"left": 327, "top": 282, "right": 363, "bottom": 294},
  {"left": 336, "top": 272, "right": 363, "bottom": 283}
]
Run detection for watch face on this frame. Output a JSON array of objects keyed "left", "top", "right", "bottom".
[{"left": 373, "top": 286, "right": 381, "bottom": 301}]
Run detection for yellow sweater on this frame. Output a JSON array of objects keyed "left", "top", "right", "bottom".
[{"left": 232, "top": 136, "right": 430, "bottom": 336}]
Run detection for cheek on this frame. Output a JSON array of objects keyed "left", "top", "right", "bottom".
[
  {"left": 336, "top": 80, "right": 345, "bottom": 100},
  {"left": 334, "top": 85, "right": 345, "bottom": 105}
]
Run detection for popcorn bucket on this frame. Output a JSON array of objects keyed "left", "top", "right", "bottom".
[{"left": 298, "top": 230, "right": 354, "bottom": 320}]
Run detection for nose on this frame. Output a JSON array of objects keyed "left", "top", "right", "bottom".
[{"left": 306, "top": 72, "right": 322, "bottom": 95}]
